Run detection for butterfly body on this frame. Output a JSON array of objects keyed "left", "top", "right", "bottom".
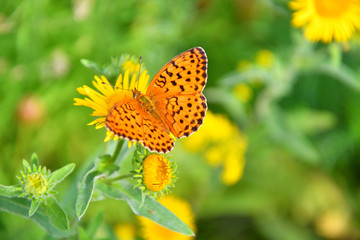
[
  {"left": 132, "top": 89, "right": 168, "bottom": 131},
  {"left": 135, "top": 90, "right": 156, "bottom": 114},
  {"left": 105, "top": 47, "right": 208, "bottom": 153}
]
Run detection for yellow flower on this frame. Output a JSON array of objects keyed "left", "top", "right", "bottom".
[
  {"left": 221, "top": 147, "right": 246, "bottom": 185},
  {"left": 182, "top": 111, "right": 247, "bottom": 185},
  {"left": 24, "top": 172, "right": 49, "bottom": 198},
  {"left": 235, "top": 49, "right": 273, "bottom": 90},
  {"left": 233, "top": 83, "right": 253, "bottom": 103},
  {"left": 122, "top": 60, "right": 141, "bottom": 73},
  {"left": 74, "top": 59, "right": 150, "bottom": 142},
  {"left": 289, "top": 0, "right": 360, "bottom": 42},
  {"left": 134, "top": 153, "right": 177, "bottom": 198},
  {"left": 315, "top": 210, "right": 350, "bottom": 239},
  {"left": 114, "top": 223, "right": 136, "bottom": 240},
  {"left": 255, "top": 49, "right": 274, "bottom": 68},
  {"left": 143, "top": 154, "right": 173, "bottom": 192},
  {"left": 204, "top": 146, "right": 223, "bottom": 167},
  {"left": 18, "top": 160, "right": 52, "bottom": 201},
  {"left": 138, "top": 196, "right": 195, "bottom": 240}
]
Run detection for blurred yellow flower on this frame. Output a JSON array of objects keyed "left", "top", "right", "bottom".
[
  {"left": 134, "top": 154, "right": 177, "bottom": 198},
  {"left": 221, "top": 149, "right": 246, "bottom": 185},
  {"left": 138, "top": 196, "right": 195, "bottom": 240},
  {"left": 233, "top": 83, "right": 253, "bottom": 103},
  {"left": 73, "top": 60, "right": 150, "bottom": 142},
  {"left": 205, "top": 146, "right": 223, "bottom": 167},
  {"left": 235, "top": 49, "right": 273, "bottom": 91},
  {"left": 289, "top": 0, "right": 360, "bottom": 42},
  {"left": 315, "top": 209, "right": 350, "bottom": 239},
  {"left": 183, "top": 111, "right": 247, "bottom": 185},
  {"left": 255, "top": 49, "right": 274, "bottom": 68},
  {"left": 114, "top": 223, "right": 136, "bottom": 240}
]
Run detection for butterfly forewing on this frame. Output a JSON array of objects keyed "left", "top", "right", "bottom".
[
  {"left": 147, "top": 47, "right": 207, "bottom": 98},
  {"left": 106, "top": 99, "right": 175, "bottom": 153},
  {"left": 147, "top": 47, "right": 208, "bottom": 138},
  {"left": 105, "top": 100, "right": 145, "bottom": 142}
]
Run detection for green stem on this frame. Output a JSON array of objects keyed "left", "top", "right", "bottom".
[
  {"left": 112, "top": 140, "right": 124, "bottom": 162},
  {"left": 329, "top": 42, "right": 342, "bottom": 67},
  {"left": 102, "top": 173, "right": 133, "bottom": 183}
]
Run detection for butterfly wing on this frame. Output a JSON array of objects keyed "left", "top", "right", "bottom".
[
  {"left": 146, "top": 47, "right": 208, "bottom": 138},
  {"left": 105, "top": 98, "right": 175, "bottom": 153},
  {"left": 158, "top": 93, "right": 207, "bottom": 138},
  {"left": 147, "top": 47, "right": 207, "bottom": 98},
  {"left": 142, "top": 116, "right": 175, "bottom": 153},
  {"left": 105, "top": 99, "right": 145, "bottom": 142}
]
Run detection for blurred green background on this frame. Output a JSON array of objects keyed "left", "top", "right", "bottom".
[{"left": 1, "top": 0, "right": 360, "bottom": 239}]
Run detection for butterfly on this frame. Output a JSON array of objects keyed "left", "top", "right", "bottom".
[{"left": 105, "top": 47, "right": 208, "bottom": 153}]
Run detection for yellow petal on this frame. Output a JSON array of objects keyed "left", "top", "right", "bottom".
[
  {"left": 87, "top": 117, "right": 106, "bottom": 126},
  {"left": 104, "top": 131, "right": 114, "bottom": 142}
]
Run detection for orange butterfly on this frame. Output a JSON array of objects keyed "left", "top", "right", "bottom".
[{"left": 105, "top": 47, "right": 208, "bottom": 153}]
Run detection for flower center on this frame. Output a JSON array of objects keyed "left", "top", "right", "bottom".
[
  {"left": 314, "top": 0, "right": 351, "bottom": 18},
  {"left": 143, "top": 154, "right": 172, "bottom": 192},
  {"left": 24, "top": 172, "right": 49, "bottom": 197}
]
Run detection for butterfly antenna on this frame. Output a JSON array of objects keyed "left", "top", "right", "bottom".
[
  {"left": 137, "top": 56, "right": 142, "bottom": 90},
  {"left": 101, "top": 80, "right": 133, "bottom": 93},
  {"left": 101, "top": 81, "right": 115, "bottom": 88}
]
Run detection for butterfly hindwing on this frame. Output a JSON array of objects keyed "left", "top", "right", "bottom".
[
  {"left": 142, "top": 117, "right": 175, "bottom": 153},
  {"left": 157, "top": 93, "right": 207, "bottom": 138}
]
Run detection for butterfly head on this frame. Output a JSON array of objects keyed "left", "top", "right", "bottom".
[{"left": 132, "top": 88, "right": 142, "bottom": 99}]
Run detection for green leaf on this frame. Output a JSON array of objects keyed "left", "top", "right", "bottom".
[
  {"left": 78, "top": 227, "right": 89, "bottom": 240},
  {"left": 0, "top": 185, "right": 22, "bottom": 197},
  {"left": 221, "top": 68, "right": 273, "bottom": 87},
  {"left": 45, "top": 196, "right": 69, "bottom": 231},
  {"left": 258, "top": 215, "right": 315, "bottom": 240},
  {"left": 96, "top": 181, "right": 194, "bottom": 236},
  {"left": 205, "top": 87, "right": 246, "bottom": 124},
  {"left": 316, "top": 63, "right": 360, "bottom": 91},
  {"left": 86, "top": 212, "right": 103, "bottom": 239},
  {"left": 114, "top": 140, "right": 134, "bottom": 166},
  {"left": 29, "top": 198, "right": 40, "bottom": 217},
  {"left": 30, "top": 153, "right": 40, "bottom": 168},
  {"left": 76, "top": 169, "right": 101, "bottom": 219},
  {"left": 266, "top": 110, "right": 320, "bottom": 164},
  {"left": 22, "top": 159, "right": 31, "bottom": 173},
  {"left": 105, "top": 139, "right": 133, "bottom": 167},
  {"left": 286, "top": 108, "right": 337, "bottom": 134},
  {"left": 95, "top": 155, "right": 119, "bottom": 175},
  {"left": 81, "top": 59, "right": 101, "bottom": 73},
  {"left": 0, "top": 196, "right": 72, "bottom": 238},
  {"left": 49, "top": 163, "right": 76, "bottom": 185},
  {"left": 96, "top": 154, "right": 112, "bottom": 165}
]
